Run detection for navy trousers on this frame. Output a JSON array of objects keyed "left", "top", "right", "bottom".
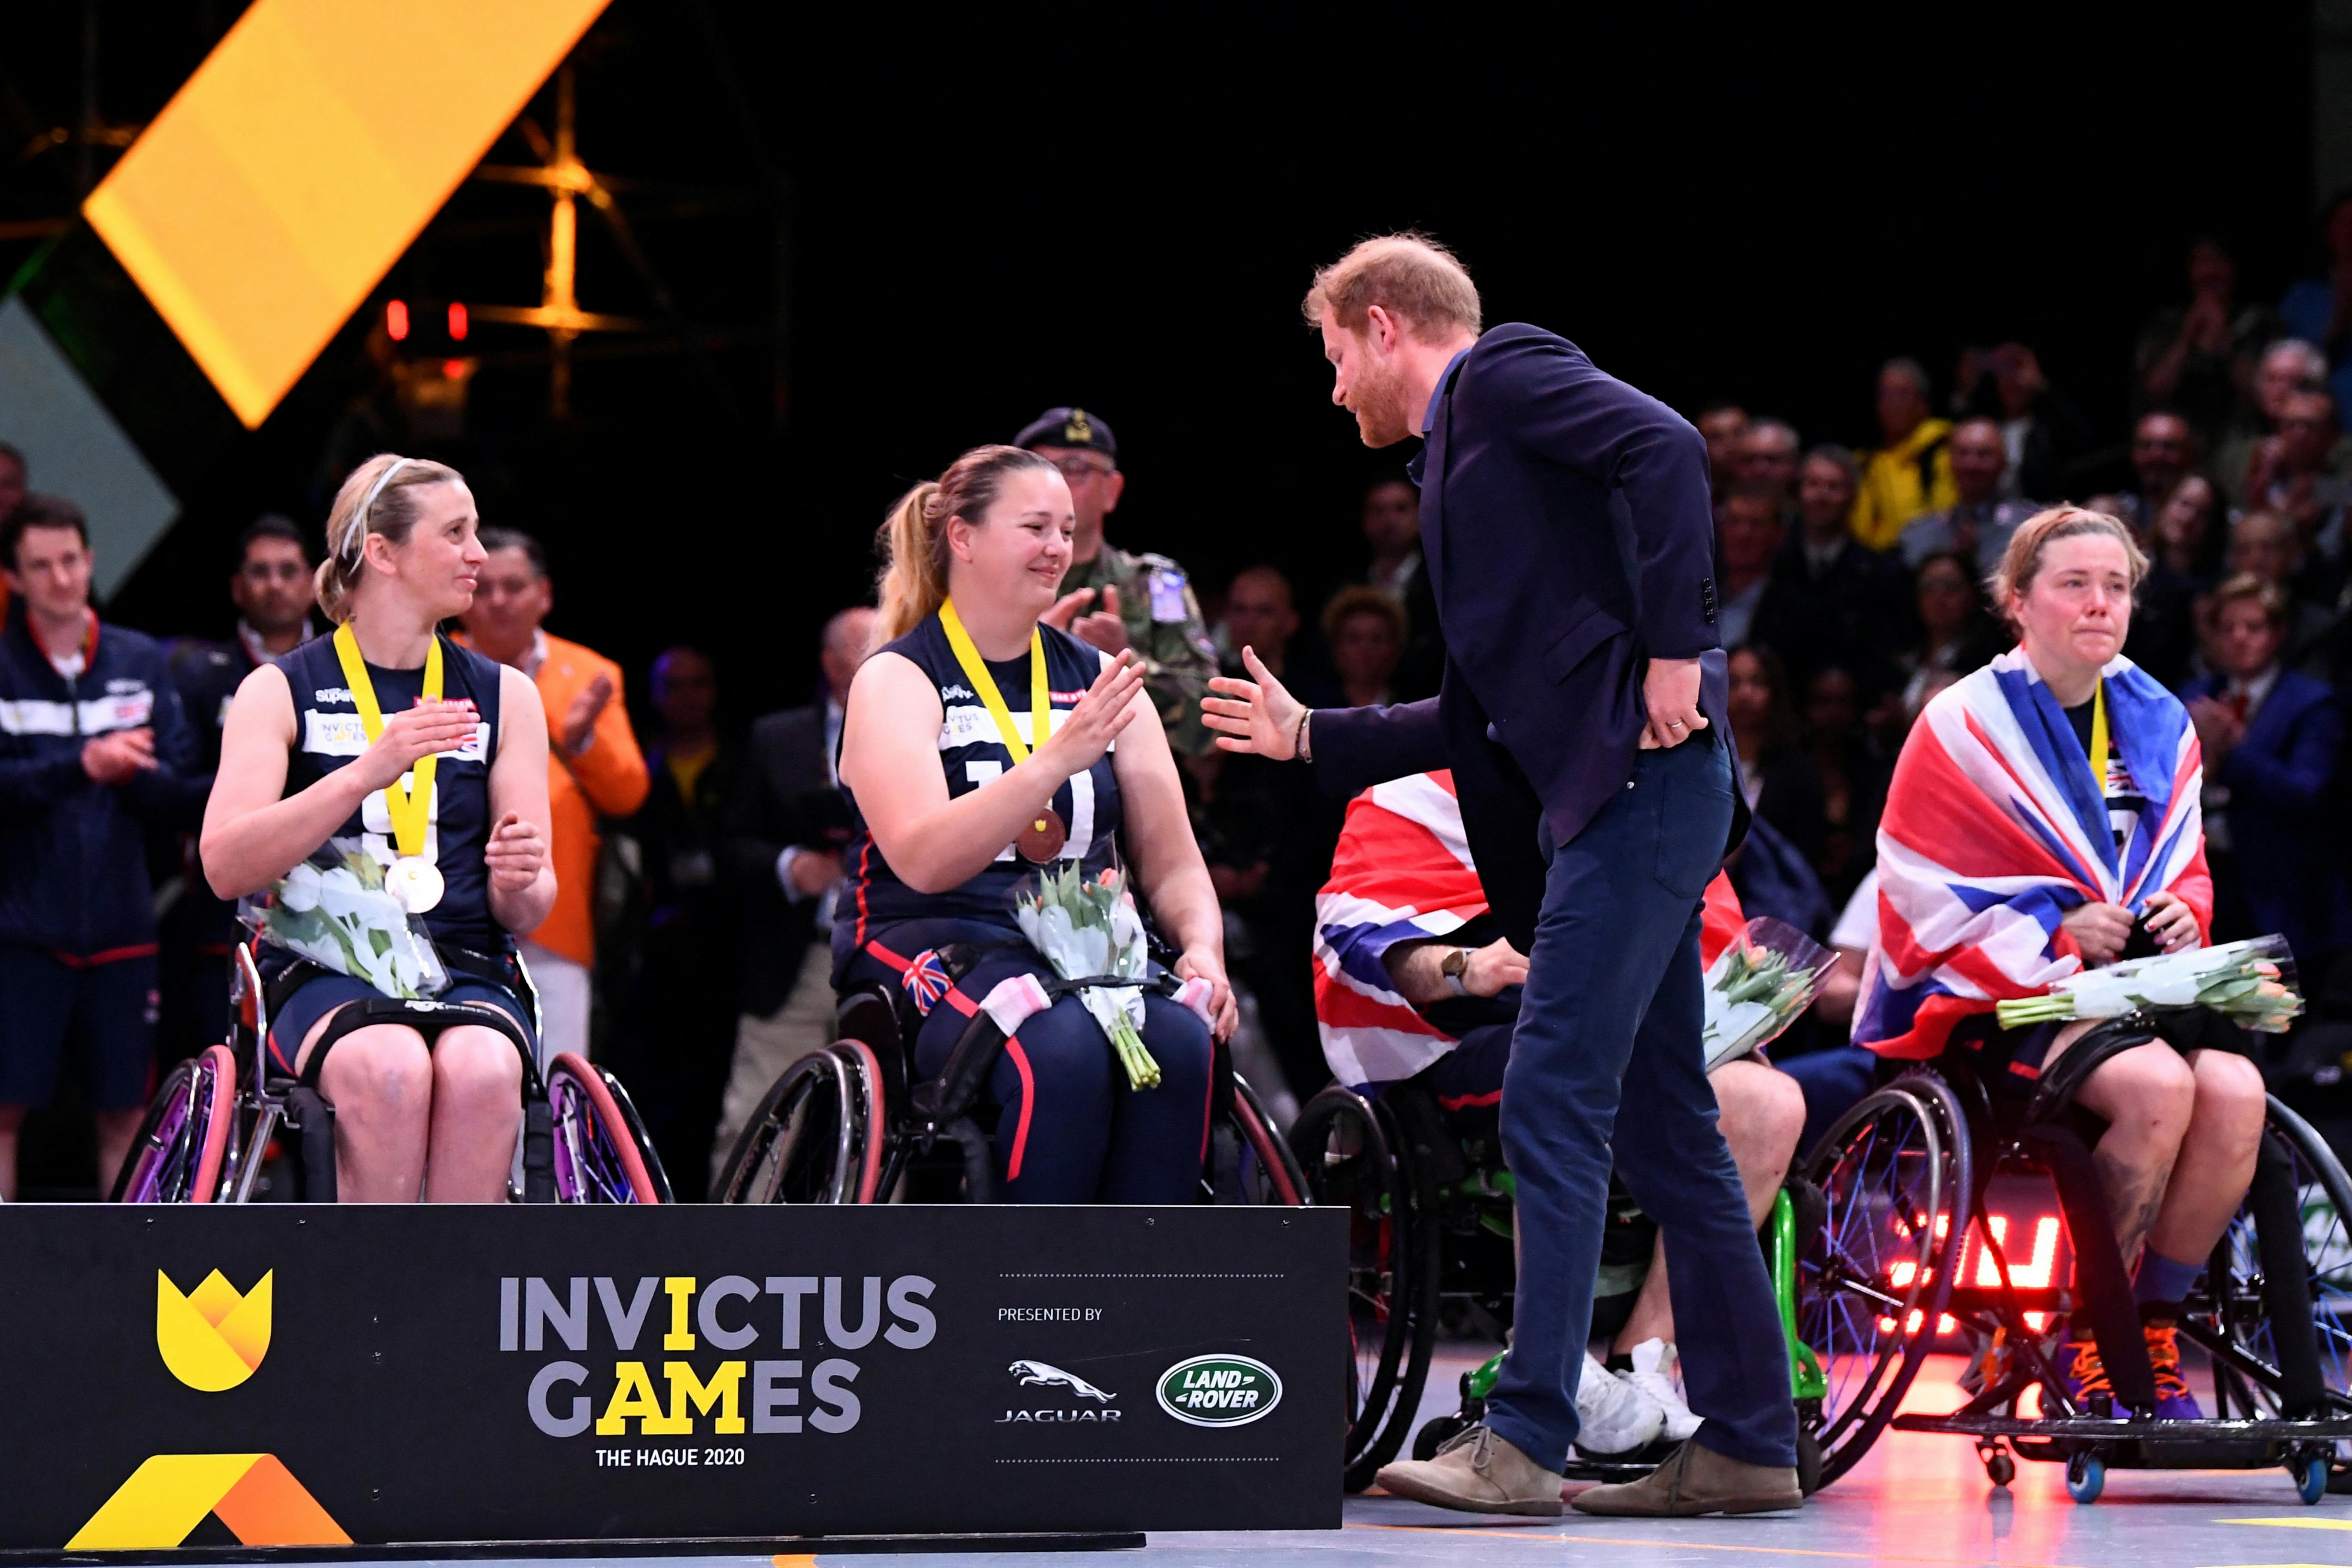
[
  {"left": 1484, "top": 737, "right": 1798, "bottom": 1471},
  {"left": 907, "top": 949, "right": 1214, "bottom": 1204}
]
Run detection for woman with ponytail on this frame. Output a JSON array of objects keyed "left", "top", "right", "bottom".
[
  {"left": 837, "top": 443, "right": 1235, "bottom": 1202},
  {"left": 200, "top": 454, "right": 556, "bottom": 1201}
]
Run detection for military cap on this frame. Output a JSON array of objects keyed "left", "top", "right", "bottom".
[{"left": 1016, "top": 406, "right": 1117, "bottom": 460}]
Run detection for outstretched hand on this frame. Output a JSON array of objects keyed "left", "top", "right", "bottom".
[{"left": 1203, "top": 647, "right": 1306, "bottom": 759}]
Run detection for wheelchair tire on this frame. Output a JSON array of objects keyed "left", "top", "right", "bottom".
[
  {"left": 547, "top": 1051, "right": 666, "bottom": 1204},
  {"left": 1794, "top": 1072, "right": 1972, "bottom": 1489},
  {"left": 837, "top": 1040, "right": 889, "bottom": 1205},
  {"left": 1291, "top": 1085, "right": 1440, "bottom": 1493},
  {"left": 715, "top": 1047, "right": 865, "bottom": 1205},
  {"left": 2201, "top": 1094, "right": 2352, "bottom": 1425},
  {"left": 1212, "top": 1074, "right": 1307, "bottom": 1206},
  {"left": 112, "top": 1044, "right": 237, "bottom": 1204}
]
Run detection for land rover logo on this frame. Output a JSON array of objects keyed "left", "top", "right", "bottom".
[{"left": 1155, "top": 1354, "right": 1282, "bottom": 1428}]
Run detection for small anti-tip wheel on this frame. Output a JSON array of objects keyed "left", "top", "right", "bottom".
[
  {"left": 1984, "top": 1450, "right": 2016, "bottom": 1488},
  {"left": 2065, "top": 1450, "right": 2104, "bottom": 1505},
  {"left": 2295, "top": 1452, "right": 2330, "bottom": 1506}
]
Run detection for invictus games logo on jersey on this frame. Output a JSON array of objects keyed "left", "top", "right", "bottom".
[
  {"left": 1155, "top": 1354, "right": 1281, "bottom": 1428},
  {"left": 998, "top": 1359, "right": 1120, "bottom": 1422}
]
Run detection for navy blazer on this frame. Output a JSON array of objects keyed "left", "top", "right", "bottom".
[
  {"left": 2181, "top": 667, "right": 2352, "bottom": 961},
  {"left": 1309, "top": 324, "right": 1739, "bottom": 950}
]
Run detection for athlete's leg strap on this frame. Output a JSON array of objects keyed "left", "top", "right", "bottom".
[{"left": 297, "top": 996, "right": 539, "bottom": 1094}]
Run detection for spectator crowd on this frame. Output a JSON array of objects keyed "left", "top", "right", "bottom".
[{"left": 12, "top": 210, "right": 2352, "bottom": 1195}]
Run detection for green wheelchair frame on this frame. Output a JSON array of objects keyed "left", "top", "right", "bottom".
[{"left": 1428, "top": 1186, "right": 1825, "bottom": 1483}]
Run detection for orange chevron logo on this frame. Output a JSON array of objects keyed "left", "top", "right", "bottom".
[{"left": 67, "top": 1454, "right": 348, "bottom": 1549}]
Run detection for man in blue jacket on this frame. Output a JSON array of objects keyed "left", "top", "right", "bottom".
[
  {"left": 0, "top": 495, "right": 202, "bottom": 1197},
  {"left": 2182, "top": 573, "right": 2352, "bottom": 972},
  {"left": 1205, "top": 236, "right": 1797, "bottom": 1516}
]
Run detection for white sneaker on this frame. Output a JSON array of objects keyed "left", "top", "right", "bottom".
[
  {"left": 1574, "top": 1351, "right": 1666, "bottom": 1456},
  {"left": 1623, "top": 1338, "right": 1702, "bottom": 1443}
]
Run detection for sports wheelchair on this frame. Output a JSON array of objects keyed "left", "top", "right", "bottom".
[
  {"left": 712, "top": 948, "right": 1305, "bottom": 1207},
  {"left": 112, "top": 943, "right": 671, "bottom": 1205},
  {"left": 1289, "top": 1076, "right": 1817, "bottom": 1494},
  {"left": 1792, "top": 1012, "right": 2352, "bottom": 1505}
]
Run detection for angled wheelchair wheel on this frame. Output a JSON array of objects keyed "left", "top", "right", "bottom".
[
  {"left": 547, "top": 1051, "right": 669, "bottom": 1204},
  {"left": 2197, "top": 1095, "right": 2352, "bottom": 1433},
  {"left": 1795, "top": 1073, "right": 1972, "bottom": 1488},
  {"left": 1207, "top": 1074, "right": 1308, "bottom": 1205},
  {"left": 1291, "top": 1085, "right": 1439, "bottom": 1492},
  {"left": 112, "top": 1044, "right": 237, "bottom": 1204},
  {"left": 715, "top": 1045, "right": 876, "bottom": 1205}
]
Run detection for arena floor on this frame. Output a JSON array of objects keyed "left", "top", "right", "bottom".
[{"left": 295, "top": 1350, "right": 2352, "bottom": 1568}]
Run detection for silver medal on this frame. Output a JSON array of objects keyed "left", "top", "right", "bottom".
[{"left": 387, "top": 855, "right": 445, "bottom": 915}]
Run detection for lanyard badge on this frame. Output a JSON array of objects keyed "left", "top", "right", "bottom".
[
  {"left": 332, "top": 623, "right": 449, "bottom": 912},
  {"left": 939, "top": 601, "right": 1066, "bottom": 863}
]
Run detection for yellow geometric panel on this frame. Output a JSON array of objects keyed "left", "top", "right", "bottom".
[{"left": 83, "top": 0, "right": 609, "bottom": 427}]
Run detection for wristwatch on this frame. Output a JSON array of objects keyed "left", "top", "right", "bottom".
[{"left": 1440, "top": 947, "right": 1471, "bottom": 998}]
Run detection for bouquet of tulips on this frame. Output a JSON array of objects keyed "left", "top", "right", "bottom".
[
  {"left": 1702, "top": 918, "right": 1837, "bottom": 1071},
  {"left": 1995, "top": 933, "right": 2303, "bottom": 1034},
  {"left": 1014, "top": 864, "right": 1161, "bottom": 1090},
  {"left": 242, "top": 842, "right": 449, "bottom": 1000}
]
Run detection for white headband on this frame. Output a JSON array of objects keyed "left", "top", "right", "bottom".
[{"left": 343, "top": 457, "right": 412, "bottom": 565}]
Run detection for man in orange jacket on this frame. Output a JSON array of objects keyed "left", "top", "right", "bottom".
[{"left": 458, "top": 528, "right": 649, "bottom": 1063}]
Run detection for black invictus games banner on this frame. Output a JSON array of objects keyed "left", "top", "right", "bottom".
[{"left": 0, "top": 1205, "right": 1344, "bottom": 1550}]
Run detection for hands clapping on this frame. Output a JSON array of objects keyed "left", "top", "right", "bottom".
[{"left": 1038, "top": 651, "right": 1145, "bottom": 776}]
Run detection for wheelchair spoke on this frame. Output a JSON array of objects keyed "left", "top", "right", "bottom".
[{"left": 1798, "top": 1084, "right": 1962, "bottom": 1482}]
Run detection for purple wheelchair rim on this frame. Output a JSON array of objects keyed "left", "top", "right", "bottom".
[{"left": 548, "top": 1068, "right": 642, "bottom": 1204}]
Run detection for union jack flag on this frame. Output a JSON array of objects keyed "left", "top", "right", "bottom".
[
  {"left": 1856, "top": 650, "right": 2210, "bottom": 1060},
  {"left": 1311, "top": 770, "right": 1743, "bottom": 1090},
  {"left": 900, "top": 948, "right": 954, "bottom": 1016}
]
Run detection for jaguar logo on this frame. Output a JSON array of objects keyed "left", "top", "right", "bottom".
[{"left": 1008, "top": 1359, "right": 1114, "bottom": 1402}]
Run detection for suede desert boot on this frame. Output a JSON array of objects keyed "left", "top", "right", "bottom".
[
  {"left": 1570, "top": 1438, "right": 1802, "bottom": 1517},
  {"left": 1374, "top": 1424, "right": 1565, "bottom": 1517}
]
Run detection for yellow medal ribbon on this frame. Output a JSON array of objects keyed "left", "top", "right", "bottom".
[
  {"left": 939, "top": 599, "right": 1051, "bottom": 762},
  {"left": 332, "top": 622, "right": 441, "bottom": 859},
  {"left": 2088, "top": 677, "right": 2110, "bottom": 805}
]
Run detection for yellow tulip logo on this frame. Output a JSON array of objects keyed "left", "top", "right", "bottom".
[{"left": 156, "top": 1270, "right": 272, "bottom": 1391}]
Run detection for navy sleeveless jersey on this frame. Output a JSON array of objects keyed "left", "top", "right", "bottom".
[
  {"left": 277, "top": 631, "right": 506, "bottom": 951},
  {"left": 842, "top": 615, "right": 1123, "bottom": 950}
]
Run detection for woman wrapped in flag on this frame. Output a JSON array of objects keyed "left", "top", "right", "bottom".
[{"left": 1854, "top": 505, "right": 2268, "bottom": 1418}]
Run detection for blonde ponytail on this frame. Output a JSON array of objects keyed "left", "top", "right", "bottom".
[
  {"left": 870, "top": 444, "right": 1055, "bottom": 647},
  {"left": 315, "top": 452, "right": 463, "bottom": 624},
  {"left": 873, "top": 480, "right": 948, "bottom": 646}
]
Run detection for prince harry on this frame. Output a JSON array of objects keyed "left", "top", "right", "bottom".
[{"left": 1204, "top": 235, "right": 1799, "bottom": 1517}]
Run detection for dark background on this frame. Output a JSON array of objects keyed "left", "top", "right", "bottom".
[{"left": 0, "top": 3, "right": 2324, "bottom": 726}]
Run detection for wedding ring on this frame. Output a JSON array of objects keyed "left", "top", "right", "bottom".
[{"left": 1667, "top": 719, "right": 1686, "bottom": 729}]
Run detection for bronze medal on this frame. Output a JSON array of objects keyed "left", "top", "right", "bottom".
[{"left": 1016, "top": 808, "right": 1068, "bottom": 864}]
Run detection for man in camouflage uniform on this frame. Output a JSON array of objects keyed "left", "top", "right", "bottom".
[{"left": 1017, "top": 406, "right": 1219, "bottom": 756}]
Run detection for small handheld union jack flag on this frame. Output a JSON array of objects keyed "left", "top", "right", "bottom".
[{"left": 901, "top": 948, "right": 954, "bottom": 1016}]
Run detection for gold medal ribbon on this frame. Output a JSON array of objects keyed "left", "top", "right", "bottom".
[
  {"left": 939, "top": 599, "right": 1051, "bottom": 762},
  {"left": 332, "top": 622, "right": 442, "bottom": 859},
  {"left": 2088, "top": 677, "right": 2110, "bottom": 806}
]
